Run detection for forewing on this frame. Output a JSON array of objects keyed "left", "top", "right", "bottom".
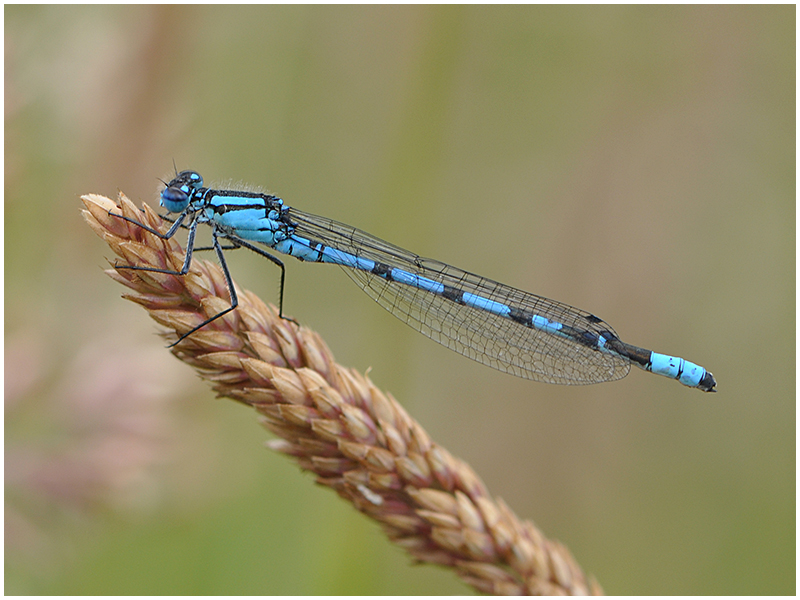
[{"left": 287, "top": 208, "right": 630, "bottom": 384}]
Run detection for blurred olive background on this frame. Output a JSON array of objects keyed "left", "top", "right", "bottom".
[{"left": 5, "top": 5, "right": 794, "bottom": 595}]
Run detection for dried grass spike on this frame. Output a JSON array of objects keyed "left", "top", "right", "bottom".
[{"left": 81, "top": 192, "right": 601, "bottom": 595}]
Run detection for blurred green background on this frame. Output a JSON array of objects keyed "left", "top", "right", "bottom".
[{"left": 5, "top": 5, "right": 794, "bottom": 595}]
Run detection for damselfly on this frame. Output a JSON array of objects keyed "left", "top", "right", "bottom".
[{"left": 111, "top": 170, "right": 716, "bottom": 392}]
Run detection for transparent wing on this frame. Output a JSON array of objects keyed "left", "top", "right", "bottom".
[{"left": 286, "top": 208, "right": 631, "bottom": 385}]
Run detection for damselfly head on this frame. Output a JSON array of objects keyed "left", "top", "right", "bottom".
[{"left": 160, "top": 170, "right": 204, "bottom": 213}]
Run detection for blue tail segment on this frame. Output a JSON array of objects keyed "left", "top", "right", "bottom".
[{"left": 111, "top": 170, "right": 716, "bottom": 392}]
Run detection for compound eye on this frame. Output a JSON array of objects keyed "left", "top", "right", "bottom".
[{"left": 160, "top": 185, "right": 190, "bottom": 213}]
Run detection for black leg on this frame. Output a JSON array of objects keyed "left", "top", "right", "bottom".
[
  {"left": 195, "top": 241, "right": 242, "bottom": 252},
  {"left": 109, "top": 208, "right": 187, "bottom": 241},
  {"left": 221, "top": 236, "right": 299, "bottom": 326},
  {"left": 116, "top": 216, "right": 198, "bottom": 277},
  {"left": 167, "top": 227, "right": 241, "bottom": 346}
]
